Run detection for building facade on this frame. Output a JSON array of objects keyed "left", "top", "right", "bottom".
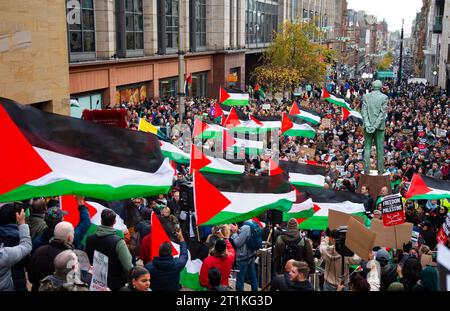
[{"left": 0, "top": 0, "right": 70, "bottom": 114}]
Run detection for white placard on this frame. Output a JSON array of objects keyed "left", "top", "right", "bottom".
[{"left": 90, "top": 250, "right": 109, "bottom": 291}]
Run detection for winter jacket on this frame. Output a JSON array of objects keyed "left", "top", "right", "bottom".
[
  {"left": 273, "top": 230, "right": 315, "bottom": 274},
  {"left": 288, "top": 280, "right": 314, "bottom": 291},
  {"left": 0, "top": 224, "right": 32, "bottom": 291},
  {"left": 270, "top": 273, "right": 291, "bottom": 291},
  {"left": 73, "top": 205, "right": 91, "bottom": 249},
  {"left": 199, "top": 239, "right": 236, "bottom": 289},
  {"left": 319, "top": 238, "right": 360, "bottom": 287},
  {"left": 231, "top": 225, "right": 255, "bottom": 262},
  {"left": 85, "top": 225, "right": 133, "bottom": 291},
  {"left": 139, "top": 233, "right": 152, "bottom": 265},
  {"left": 0, "top": 224, "right": 29, "bottom": 291},
  {"left": 380, "top": 263, "right": 398, "bottom": 291},
  {"left": 145, "top": 241, "right": 188, "bottom": 291},
  {"left": 28, "top": 237, "right": 75, "bottom": 291},
  {"left": 27, "top": 213, "right": 47, "bottom": 240}
]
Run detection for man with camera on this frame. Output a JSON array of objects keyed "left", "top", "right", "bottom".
[{"left": 319, "top": 228, "right": 361, "bottom": 291}]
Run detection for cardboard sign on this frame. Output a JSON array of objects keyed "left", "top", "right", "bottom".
[
  {"left": 328, "top": 209, "right": 364, "bottom": 231},
  {"left": 262, "top": 104, "right": 271, "bottom": 110},
  {"left": 381, "top": 193, "right": 405, "bottom": 226},
  {"left": 371, "top": 218, "right": 413, "bottom": 249},
  {"left": 345, "top": 217, "right": 376, "bottom": 260},
  {"left": 437, "top": 244, "right": 450, "bottom": 291},
  {"left": 90, "top": 250, "right": 109, "bottom": 291}
]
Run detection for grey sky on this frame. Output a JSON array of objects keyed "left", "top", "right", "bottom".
[{"left": 347, "top": 0, "right": 423, "bottom": 34}]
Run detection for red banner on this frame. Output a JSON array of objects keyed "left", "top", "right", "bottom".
[{"left": 82, "top": 109, "right": 127, "bottom": 128}]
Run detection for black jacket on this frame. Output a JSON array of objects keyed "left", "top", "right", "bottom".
[
  {"left": 270, "top": 273, "right": 291, "bottom": 291},
  {"left": 380, "top": 263, "right": 398, "bottom": 291},
  {"left": 28, "top": 238, "right": 74, "bottom": 291},
  {"left": 144, "top": 241, "right": 188, "bottom": 291},
  {"left": 288, "top": 280, "right": 314, "bottom": 291}
]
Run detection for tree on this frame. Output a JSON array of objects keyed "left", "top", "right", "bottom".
[
  {"left": 252, "top": 21, "right": 334, "bottom": 95},
  {"left": 377, "top": 51, "right": 395, "bottom": 71}
]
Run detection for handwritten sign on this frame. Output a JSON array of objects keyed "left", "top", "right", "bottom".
[{"left": 381, "top": 193, "right": 405, "bottom": 227}]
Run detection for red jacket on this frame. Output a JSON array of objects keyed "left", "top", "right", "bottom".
[
  {"left": 139, "top": 234, "right": 152, "bottom": 265},
  {"left": 199, "top": 239, "right": 236, "bottom": 289}
]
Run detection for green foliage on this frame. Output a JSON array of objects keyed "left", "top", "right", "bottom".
[
  {"left": 252, "top": 21, "right": 333, "bottom": 93},
  {"left": 377, "top": 51, "right": 395, "bottom": 71}
]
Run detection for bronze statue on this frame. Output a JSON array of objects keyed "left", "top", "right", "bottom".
[{"left": 362, "top": 80, "right": 388, "bottom": 175}]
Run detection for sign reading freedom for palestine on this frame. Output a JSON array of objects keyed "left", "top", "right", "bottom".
[{"left": 381, "top": 193, "right": 405, "bottom": 227}]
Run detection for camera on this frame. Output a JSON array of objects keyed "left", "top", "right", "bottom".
[
  {"left": 332, "top": 226, "right": 354, "bottom": 257},
  {"left": 179, "top": 181, "right": 194, "bottom": 213}
]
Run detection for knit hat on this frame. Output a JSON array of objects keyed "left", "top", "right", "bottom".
[
  {"left": 45, "top": 207, "right": 67, "bottom": 227},
  {"left": 288, "top": 218, "right": 298, "bottom": 230},
  {"left": 376, "top": 249, "right": 390, "bottom": 264},
  {"left": 214, "top": 239, "right": 226, "bottom": 253},
  {"left": 387, "top": 282, "right": 405, "bottom": 291}
]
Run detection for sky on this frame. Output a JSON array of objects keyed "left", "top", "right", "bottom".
[{"left": 347, "top": 0, "right": 423, "bottom": 34}]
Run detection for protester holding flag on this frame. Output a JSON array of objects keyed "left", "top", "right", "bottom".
[
  {"left": 199, "top": 227, "right": 235, "bottom": 289},
  {"left": 145, "top": 228, "right": 188, "bottom": 291}
]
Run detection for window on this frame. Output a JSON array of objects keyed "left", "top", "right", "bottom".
[
  {"left": 166, "top": 0, "right": 179, "bottom": 50},
  {"left": 116, "top": 83, "right": 148, "bottom": 105},
  {"left": 126, "top": 0, "right": 143, "bottom": 50},
  {"left": 191, "top": 72, "right": 208, "bottom": 97},
  {"left": 159, "top": 77, "right": 178, "bottom": 98},
  {"left": 70, "top": 93, "right": 102, "bottom": 118},
  {"left": 116, "top": 0, "right": 143, "bottom": 57},
  {"left": 246, "top": 0, "right": 277, "bottom": 45},
  {"left": 194, "top": 0, "right": 206, "bottom": 49},
  {"left": 67, "top": 0, "right": 95, "bottom": 61}
]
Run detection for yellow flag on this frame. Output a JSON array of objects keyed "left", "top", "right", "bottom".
[{"left": 138, "top": 118, "right": 158, "bottom": 135}]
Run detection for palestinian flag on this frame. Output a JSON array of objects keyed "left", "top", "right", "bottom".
[
  {"left": 405, "top": 174, "right": 450, "bottom": 200},
  {"left": 281, "top": 112, "right": 316, "bottom": 139},
  {"left": 268, "top": 159, "right": 283, "bottom": 176},
  {"left": 283, "top": 195, "right": 314, "bottom": 220},
  {"left": 254, "top": 83, "right": 265, "bottom": 99},
  {"left": 222, "top": 107, "right": 242, "bottom": 128},
  {"left": 342, "top": 107, "right": 363, "bottom": 124},
  {"left": 295, "top": 187, "right": 369, "bottom": 230},
  {"left": 194, "top": 171, "right": 296, "bottom": 226},
  {"left": 219, "top": 86, "right": 249, "bottom": 106},
  {"left": 279, "top": 161, "right": 326, "bottom": 188},
  {"left": 190, "top": 144, "right": 244, "bottom": 175},
  {"left": 233, "top": 137, "right": 264, "bottom": 155},
  {"left": 289, "top": 101, "right": 321, "bottom": 126},
  {"left": 322, "top": 88, "right": 352, "bottom": 110},
  {"left": 184, "top": 73, "right": 192, "bottom": 97},
  {"left": 0, "top": 98, "right": 173, "bottom": 202},
  {"left": 160, "top": 141, "right": 190, "bottom": 164},
  {"left": 213, "top": 102, "right": 224, "bottom": 124}
]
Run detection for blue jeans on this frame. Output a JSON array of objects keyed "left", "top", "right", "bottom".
[
  {"left": 236, "top": 257, "right": 258, "bottom": 291},
  {"left": 323, "top": 281, "right": 338, "bottom": 291}
]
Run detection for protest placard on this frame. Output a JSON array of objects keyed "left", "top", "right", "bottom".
[
  {"left": 371, "top": 218, "right": 413, "bottom": 249},
  {"left": 437, "top": 214, "right": 450, "bottom": 245},
  {"left": 328, "top": 209, "right": 364, "bottom": 231},
  {"left": 321, "top": 118, "right": 331, "bottom": 129},
  {"left": 381, "top": 193, "right": 405, "bottom": 226},
  {"left": 345, "top": 217, "right": 376, "bottom": 260},
  {"left": 437, "top": 244, "right": 450, "bottom": 291},
  {"left": 90, "top": 250, "right": 109, "bottom": 291}
]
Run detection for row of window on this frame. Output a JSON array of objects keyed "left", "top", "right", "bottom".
[
  {"left": 246, "top": 0, "right": 279, "bottom": 45},
  {"left": 67, "top": 0, "right": 207, "bottom": 59}
]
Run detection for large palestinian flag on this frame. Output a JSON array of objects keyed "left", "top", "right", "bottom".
[
  {"left": 219, "top": 87, "right": 249, "bottom": 106},
  {"left": 405, "top": 174, "right": 450, "bottom": 200},
  {"left": 194, "top": 171, "right": 296, "bottom": 226},
  {"left": 160, "top": 141, "right": 190, "bottom": 164},
  {"left": 294, "top": 187, "right": 369, "bottom": 230},
  {"left": 190, "top": 144, "right": 244, "bottom": 175},
  {"left": 322, "top": 88, "right": 352, "bottom": 110},
  {"left": 279, "top": 161, "right": 326, "bottom": 188},
  {"left": 0, "top": 98, "right": 174, "bottom": 202},
  {"left": 281, "top": 113, "right": 316, "bottom": 138}
]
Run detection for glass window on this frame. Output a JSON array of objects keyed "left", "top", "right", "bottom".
[
  {"left": 191, "top": 72, "right": 208, "bottom": 97},
  {"left": 165, "top": 0, "right": 179, "bottom": 49},
  {"left": 67, "top": 0, "right": 95, "bottom": 54},
  {"left": 159, "top": 77, "right": 178, "bottom": 98},
  {"left": 195, "top": 0, "right": 206, "bottom": 48},
  {"left": 125, "top": 0, "right": 143, "bottom": 50}
]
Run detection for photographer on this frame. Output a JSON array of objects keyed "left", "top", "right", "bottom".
[{"left": 319, "top": 229, "right": 361, "bottom": 291}]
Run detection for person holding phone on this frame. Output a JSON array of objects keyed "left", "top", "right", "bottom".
[{"left": 0, "top": 208, "right": 32, "bottom": 291}]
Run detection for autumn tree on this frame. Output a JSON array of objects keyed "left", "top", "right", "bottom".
[
  {"left": 377, "top": 51, "right": 395, "bottom": 71},
  {"left": 252, "top": 21, "right": 334, "bottom": 96}
]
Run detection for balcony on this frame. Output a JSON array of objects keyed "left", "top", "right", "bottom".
[{"left": 433, "top": 16, "right": 443, "bottom": 33}]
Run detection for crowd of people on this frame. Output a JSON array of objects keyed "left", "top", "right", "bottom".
[{"left": 0, "top": 79, "right": 449, "bottom": 292}]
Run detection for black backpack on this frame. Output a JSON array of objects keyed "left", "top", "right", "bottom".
[{"left": 281, "top": 237, "right": 305, "bottom": 267}]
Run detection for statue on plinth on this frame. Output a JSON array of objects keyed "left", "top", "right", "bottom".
[{"left": 362, "top": 80, "right": 388, "bottom": 175}]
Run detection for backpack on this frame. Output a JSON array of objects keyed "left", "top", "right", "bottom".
[
  {"left": 281, "top": 237, "right": 305, "bottom": 268},
  {"left": 244, "top": 221, "right": 262, "bottom": 251}
]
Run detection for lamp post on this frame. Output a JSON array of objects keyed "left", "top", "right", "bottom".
[
  {"left": 433, "top": 70, "right": 438, "bottom": 86},
  {"left": 178, "top": 0, "right": 185, "bottom": 123},
  {"left": 255, "top": 24, "right": 259, "bottom": 49}
]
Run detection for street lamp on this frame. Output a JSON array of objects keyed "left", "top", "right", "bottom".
[
  {"left": 433, "top": 70, "right": 438, "bottom": 86},
  {"left": 255, "top": 24, "right": 259, "bottom": 49}
]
